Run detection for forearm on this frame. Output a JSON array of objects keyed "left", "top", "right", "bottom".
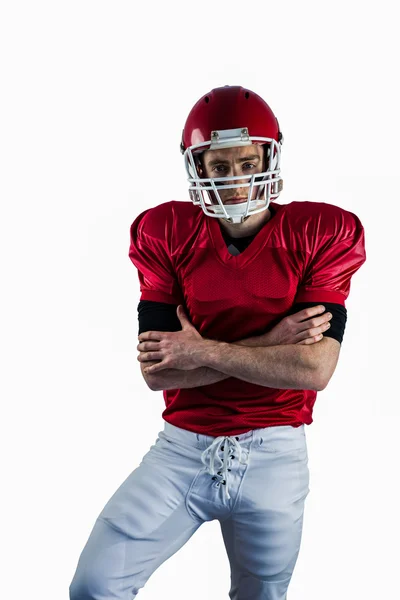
[
  {"left": 146, "top": 334, "right": 266, "bottom": 391},
  {"left": 199, "top": 340, "right": 322, "bottom": 391}
]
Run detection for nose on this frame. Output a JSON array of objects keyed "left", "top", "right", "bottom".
[
  {"left": 232, "top": 164, "right": 246, "bottom": 179},
  {"left": 223, "top": 165, "right": 248, "bottom": 193}
]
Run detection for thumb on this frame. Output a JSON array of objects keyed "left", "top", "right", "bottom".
[{"left": 177, "top": 305, "right": 190, "bottom": 327}]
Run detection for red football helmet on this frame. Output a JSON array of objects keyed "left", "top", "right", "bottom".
[{"left": 180, "top": 85, "right": 284, "bottom": 223}]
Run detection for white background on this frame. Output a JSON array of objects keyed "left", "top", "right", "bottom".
[{"left": 1, "top": 1, "right": 398, "bottom": 599}]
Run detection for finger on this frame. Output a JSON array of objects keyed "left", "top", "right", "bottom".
[
  {"left": 291, "top": 305, "right": 326, "bottom": 323},
  {"left": 138, "top": 331, "right": 164, "bottom": 342},
  {"left": 301, "top": 313, "right": 332, "bottom": 329},
  {"left": 145, "top": 362, "right": 168, "bottom": 374},
  {"left": 176, "top": 305, "right": 187, "bottom": 326},
  {"left": 296, "top": 334, "right": 324, "bottom": 345},
  {"left": 137, "top": 352, "right": 164, "bottom": 362},
  {"left": 291, "top": 311, "right": 332, "bottom": 333},
  {"left": 294, "top": 322, "right": 331, "bottom": 342},
  {"left": 177, "top": 305, "right": 187, "bottom": 318},
  {"left": 177, "top": 305, "right": 192, "bottom": 329},
  {"left": 137, "top": 341, "right": 160, "bottom": 352}
]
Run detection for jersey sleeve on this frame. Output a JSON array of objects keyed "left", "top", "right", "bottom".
[
  {"left": 294, "top": 207, "right": 366, "bottom": 306},
  {"left": 128, "top": 207, "right": 185, "bottom": 305}
]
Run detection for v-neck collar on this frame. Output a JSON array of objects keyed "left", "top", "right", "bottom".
[{"left": 206, "top": 202, "right": 281, "bottom": 269}]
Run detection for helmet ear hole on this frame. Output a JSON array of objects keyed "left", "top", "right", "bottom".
[
  {"left": 262, "top": 143, "right": 270, "bottom": 170},
  {"left": 194, "top": 154, "right": 204, "bottom": 177}
]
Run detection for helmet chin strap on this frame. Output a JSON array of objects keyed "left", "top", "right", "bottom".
[{"left": 210, "top": 199, "right": 269, "bottom": 224}]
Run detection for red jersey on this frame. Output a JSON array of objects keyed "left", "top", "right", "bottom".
[{"left": 128, "top": 200, "right": 366, "bottom": 436}]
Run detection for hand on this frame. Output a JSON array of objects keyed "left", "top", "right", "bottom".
[
  {"left": 258, "top": 305, "right": 333, "bottom": 346},
  {"left": 137, "top": 305, "right": 207, "bottom": 374}
]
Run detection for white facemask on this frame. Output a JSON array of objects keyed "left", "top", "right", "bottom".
[{"left": 183, "top": 128, "right": 283, "bottom": 224}]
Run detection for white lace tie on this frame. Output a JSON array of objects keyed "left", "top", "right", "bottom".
[{"left": 201, "top": 436, "right": 249, "bottom": 500}]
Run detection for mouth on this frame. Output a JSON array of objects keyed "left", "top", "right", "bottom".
[{"left": 224, "top": 197, "right": 248, "bottom": 204}]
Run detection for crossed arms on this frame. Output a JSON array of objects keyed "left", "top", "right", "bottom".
[{"left": 137, "top": 305, "right": 341, "bottom": 392}]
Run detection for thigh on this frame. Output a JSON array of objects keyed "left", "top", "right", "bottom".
[
  {"left": 69, "top": 436, "right": 204, "bottom": 600},
  {"left": 220, "top": 426, "right": 310, "bottom": 600}
]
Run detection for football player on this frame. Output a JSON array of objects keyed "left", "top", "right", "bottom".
[{"left": 70, "top": 85, "right": 366, "bottom": 600}]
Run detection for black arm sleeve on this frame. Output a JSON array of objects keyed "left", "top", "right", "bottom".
[
  {"left": 288, "top": 302, "right": 347, "bottom": 344},
  {"left": 137, "top": 300, "right": 181, "bottom": 335},
  {"left": 137, "top": 300, "right": 347, "bottom": 344}
]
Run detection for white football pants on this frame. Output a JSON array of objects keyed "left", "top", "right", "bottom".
[{"left": 69, "top": 420, "right": 310, "bottom": 599}]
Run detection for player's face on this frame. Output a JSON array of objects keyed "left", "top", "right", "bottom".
[{"left": 199, "top": 144, "right": 265, "bottom": 205}]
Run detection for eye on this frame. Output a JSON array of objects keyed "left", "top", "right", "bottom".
[
  {"left": 212, "top": 165, "right": 227, "bottom": 173},
  {"left": 243, "top": 163, "right": 256, "bottom": 170}
]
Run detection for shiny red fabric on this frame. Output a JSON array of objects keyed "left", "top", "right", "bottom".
[
  {"left": 128, "top": 200, "right": 366, "bottom": 436},
  {"left": 181, "top": 85, "right": 281, "bottom": 151}
]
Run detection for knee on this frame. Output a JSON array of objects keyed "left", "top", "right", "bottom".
[
  {"left": 69, "top": 569, "right": 94, "bottom": 600},
  {"left": 69, "top": 557, "right": 141, "bottom": 600},
  {"left": 69, "top": 560, "right": 110, "bottom": 600}
]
